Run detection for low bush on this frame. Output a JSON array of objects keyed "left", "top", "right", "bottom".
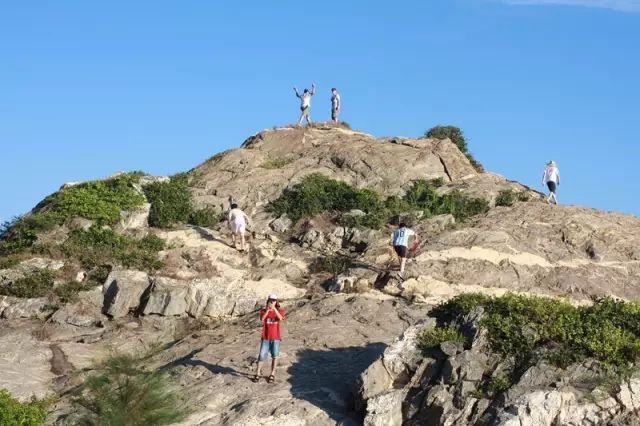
[
  {"left": 0, "top": 270, "right": 55, "bottom": 298},
  {"left": 268, "top": 174, "right": 488, "bottom": 230},
  {"left": 417, "top": 327, "right": 466, "bottom": 353},
  {"left": 495, "top": 189, "right": 517, "bottom": 207},
  {"left": 62, "top": 226, "right": 164, "bottom": 271},
  {"left": 0, "top": 256, "right": 20, "bottom": 269},
  {"left": 425, "top": 125, "right": 484, "bottom": 172},
  {"left": 429, "top": 293, "right": 640, "bottom": 369},
  {"left": 144, "top": 174, "right": 193, "bottom": 228},
  {"left": 0, "top": 389, "right": 48, "bottom": 426},
  {"left": 188, "top": 207, "right": 220, "bottom": 228},
  {"left": 261, "top": 158, "right": 293, "bottom": 170},
  {"left": 75, "top": 353, "right": 189, "bottom": 425},
  {"left": 54, "top": 281, "right": 97, "bottom": 304},
  {"left": 310, "top": 254, "right": 353, "bottom": 277},
  {"left": 0, "top": 174, "right": 145, "bottom": 255}
]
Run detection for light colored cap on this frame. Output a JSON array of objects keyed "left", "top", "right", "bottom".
[{"left": 267, "top": 294, "right": 278, "bottom": 300}]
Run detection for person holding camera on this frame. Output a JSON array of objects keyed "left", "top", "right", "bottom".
[{"left": 253, "top": 294, "right": 285, "bottom": 383}]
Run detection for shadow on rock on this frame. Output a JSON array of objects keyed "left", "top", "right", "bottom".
[
  {"left": 161, "top": 349, "right": 247, "bottom": 378},
  {"left": 288, "top": 343, "right": 386, "bottom": 423}
]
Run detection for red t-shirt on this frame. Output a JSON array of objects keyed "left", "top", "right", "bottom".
[{"left": 260, "top": 307, "right": 285, "bottom": 340}]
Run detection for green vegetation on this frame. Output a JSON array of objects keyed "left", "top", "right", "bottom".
[
  {"left": 417, "top": 327, "right": 466, "bottom": 352},
  {"left": 0, "top": 270, "right": 55, "bottom": 299},
  {"left": 188, "top": 207, "right": 220, "bottom": 228},
  {"left": 430, "top": 293, "right": 640, "bottom": 369},
  {"left": 487, "top": 373, "right": 511, "bottom": 395},
  {"left": 310, "top": 254, "right": 353, "bottom": 277},
  {"left": 62, "top": 226, "right": 164, "bottom": 271},
  {"left": 495, "top": 189, "right": 517, "bottom": 207},
  {"left": 143, "top": 174, "right": 193, "bottom": 228},
  {"left": 54, "top": 281, "right": 97, "bottom": 304},
  {"left": 261, "top": 157, "right": 293, "bottom": 170},
  {"left": 425, "top": 125, "right": 484, "bottom": 172},
  {"left": 75, "top": 353, "right": 189, "bottom": 426},
  {"left": 0, "top": 389, "right": 48, "bottom": 426},
  {"left": 0, "top": 173, "right": 145, "bottom": 256},
  {"left": 268, "top": 174, "right": 488, "bottom": 229},
  {"left": 0, "top": 257, "right": 20, "bottom": 269}
]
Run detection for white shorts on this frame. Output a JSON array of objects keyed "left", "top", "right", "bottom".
[{"left": 231, "top": 221, "right": 246, "bottom": 234}]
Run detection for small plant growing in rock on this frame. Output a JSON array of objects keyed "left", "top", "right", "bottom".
[
  {"left": 417, "top": 326, "right": 466, "bottom": 353},
  {"left": 0, "top": 389, "right": 48, "bottom": 426},
  {"left": 487, "top": 373, "right": 511, "bottom": 396},
  {"left": 261, "top": 157, "right": 293, "bottom": 170},
  {"left": 425, "top": 125, "right": 484, "bottom": 172},
  {"left": 188, "top": 207, "right": 219, "bottom": 228},
  {"left": 495, "top": 189, "right": 517, "bottom": 207},
  {"left": 74, "top": 353, "right": 189, "bottom": 425},
  {"left": 0, "top": 270, "right": 56, "bottom": 298},
  {"left": 311, "top": 254, "right": 353, "bottom": 277}
]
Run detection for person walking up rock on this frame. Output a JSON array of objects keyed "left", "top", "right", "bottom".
[
  {"left": 228, "top": 203, "right": 250, "bottom": 251},
  {"left": 330, "top": 87, "right": 341, "bottom": 124},
  {"left": 294, "top": 83, "right": 316, "bottom": 126},
  {"left": 542, "top": 160, "right": 561, "bottom": 204},
  {"left": 391, "top": 222, "right": 419, "bottom": 278},
  {"left": 253, "top": 294, "right": 285, "bottom": 383}
]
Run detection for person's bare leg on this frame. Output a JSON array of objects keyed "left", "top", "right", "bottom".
[
  {"left": 270, "top": 358, "right": 278, "bottom": 378},
  {"left": 298, "top": 113, "right": 304, "bottom": 126},
  {"left": 231, "top": 233, "right": 236, "bottom": 248},
  {"left": 400, "top": 257, "right": 407, "bottom": 275},
  {"left": 240, "top": 233, "right": 246, "bottom": 251}
]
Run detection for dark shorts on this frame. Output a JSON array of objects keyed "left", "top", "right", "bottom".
[
  {"left": 394, "top": 245, "right": 408, "bottom": 258},
  {"left": 300, "top": 106, "right": 309, "bottom": 116},
  {"left": 331, "top": 109, "right": 338, "bottom": 120},
  {"left": 547, "top": 181, "right": 557, "bottom": 194}
]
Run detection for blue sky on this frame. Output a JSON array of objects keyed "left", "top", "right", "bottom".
[{"left": 1, "top": 0, "right": 639, "bottom": 223}]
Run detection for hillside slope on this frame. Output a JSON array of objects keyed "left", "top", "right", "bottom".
[{"left": 1, "top": 125, "right": 639, "bottom": 425}]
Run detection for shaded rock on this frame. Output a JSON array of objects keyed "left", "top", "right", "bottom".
[
  {"left": 51, "top": 286, "right": 104, "bottom": 327},
  {"left": 143, "top": 277, "right": 189, "bottom": 316},
  {"left": 1, "top": 297, "right": 50, "bottom": 319},
  {"left": 269, "top": 214, "right": 293, "bottom": 233},
  {"left": 118, "top": 203, "right": 151, "bottom": 231},
  {"left": 102, "top": 270, "right": 150, "bottom": 318}
]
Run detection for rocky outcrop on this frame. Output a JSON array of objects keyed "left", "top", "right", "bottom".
[
  {"left": 102, "top": 270, "right": 151, "bottom": 318},
  {"left": 358, "top": 310, "right": 640, "bottom": 425}
]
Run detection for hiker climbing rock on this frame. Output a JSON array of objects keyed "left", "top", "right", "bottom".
[
  {"left": 542, "top": 160, "right": 560, "bottom": 205},
  {"left": 391, "top": 222, "right": 419, "bottom": 278},
  {"left": 228, "top": 203, "right": 250, "bottom": 251},
  {"left": 330, "top": 87, "right": 341, "bottom": 124},
  {"left": 253, "top": 294, "right": 285, "bottom": 383},
  {"left": 294, "top": 83, "right": 316, "bottom": 126}
]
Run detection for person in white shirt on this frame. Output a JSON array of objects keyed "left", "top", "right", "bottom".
[
  {"left": 294, "top": 84, "right": 316, "bottom": 126},
  {"left": 228, "top": 203, "right": 250, "bottom": 251},
  {"left": 542, "top": 160, "right": 561, "bottom": 205},
  {"left": 391, "top": 223, "right": 419, "bottom": 277},
  {"left": 330, "top": 88, "right": 341, "bottom": 124}
]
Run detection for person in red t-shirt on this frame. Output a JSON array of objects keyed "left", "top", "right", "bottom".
[{"left": 253, "top": 294, "right": 285, "bottom": 383}]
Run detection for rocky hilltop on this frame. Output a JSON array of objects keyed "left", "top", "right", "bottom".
[{"left": 1, "top": 125, "right": 639, "bottom": 425}]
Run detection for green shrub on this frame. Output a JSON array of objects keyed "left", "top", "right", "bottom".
[
  {"left": 417, "top": 327, "right": 466, "bottom": 353},
  {"left": 62, "top": 227, "right": 164, "bottom": 271},
  {"left": 268, "top": 174, "right": 385, "bottom": 223},
  {"left": 268, "top": 175, "right": 488, "bottom": 229},
  {"left": 429, "top": 293, "right": 640, "bottom": 369},
  {"left": 54, "top": 281, "right": 96, "bottom": 304},
  {"left": 310, "top": 254, "right": 353, "bottom": 277},
  {"left": 0, "top": 256, "right": 20, "bottom": 269},
  {"left": 487, "top": 374, "right": 511, "bottom": 395},
  {"left": 495, "top": 189, "right": 517, "bottom": 207},
  {"left": 0, "top": 389, "right": 48, "bottom": 426},
  {"left": 75, "top": 353, "right": 189, "bottom": 426},
  {"left": 0, "top": 174, "right": 145, "bottom": 255},
  {"left": 188, "top": 207, "right": 220, "bottom": 228},
  {"left": 425, "top": 125, "right": 484, "bottom": 172},
  {"left": 144, "top": 174, "right": 193, "bottom": 228},
  {"left": 0, "top": 270, "right": 55, "bottom": 299}
]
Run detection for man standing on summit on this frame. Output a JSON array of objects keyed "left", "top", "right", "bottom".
[
  {"left": 330, "top": 87, "right": 341, "bottom": 124},
  {"left": 294, "top": 83, "right": 316, "bottom": 126}
]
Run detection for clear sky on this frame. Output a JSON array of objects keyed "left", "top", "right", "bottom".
[{"left": 1, "top": 0, "right": 639, "bottom": 223}]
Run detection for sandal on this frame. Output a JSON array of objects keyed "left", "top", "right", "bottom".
[
  {"left": 251, "top": 374, "right": 260, "bottom": 383},
  {"left": 267, "top": 375, "right": 275, "bottom": 383}
]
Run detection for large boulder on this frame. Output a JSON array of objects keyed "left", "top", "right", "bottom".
[
  {"left": 142, "top": 277, "right": 189, "bottom": 316},
  {"left": 102, "top": 270, "right": 150, "bottom": 318}
]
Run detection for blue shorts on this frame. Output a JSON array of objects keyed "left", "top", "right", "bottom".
[{"left": 258, "top": 339, "right": 281, "bottom": 361}]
